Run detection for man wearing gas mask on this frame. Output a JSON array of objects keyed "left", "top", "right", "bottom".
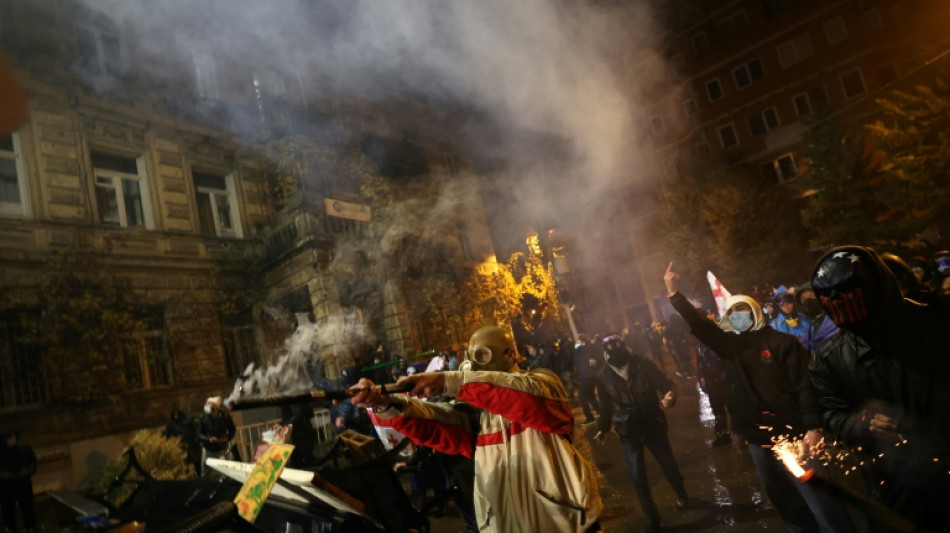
[
  {"left": 351, "top": 325, "right": 602, "bottom": 533},
  {"left": 592, "top": 334, "right": 686, "bottom": 533},
  {"left": 808, "top": 246, "right": 950, "bottom": 531},
  {"left": 664, "top": 263, "right": 856, "bottom": 533}
]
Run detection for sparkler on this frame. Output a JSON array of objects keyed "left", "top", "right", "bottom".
[{"left": 772, "top": 437, "right": 937, "bottom": 533}]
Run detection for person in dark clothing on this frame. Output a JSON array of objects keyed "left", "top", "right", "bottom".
[
  {"left": 285, "top": 405, "right": 318, "bottom": 468},
  {"left": 808, "top": 246, "right": 950, "bottom": 531},
  {"left": 881, "top": 252, "right": 931, "bottom": 303},
  {"left": 572, "top": 334, "right": 600, "bottom": 424},
  {"left": 695, "top": 312, "right": 731, "bottom": 447},
  {"left": 0, "top": 431, "right": 36, "bottom": 533},
  {"left": 162, "top": 409, "right": 201, "bottom": 475},
  {"left": 196, "top": 396, "right": 237, "bottom": 476},
  {"left": 664, "top": 262, "right": 856, "bottom": 533},
  {"left": 795, "top": 282, "right": 839, "bottom": 355},
  {"left": 331, "top": 366, "right": 371, "bottom": 435},
  {"left": 593, "top": 334, "right": 688, "bottom": 533}
]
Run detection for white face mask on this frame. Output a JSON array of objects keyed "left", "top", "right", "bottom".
[{"left": 204, "top": 405, "right": 213, "bottom": 415}]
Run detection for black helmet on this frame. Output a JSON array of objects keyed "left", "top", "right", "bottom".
[{"left": 811, "top": 246, "right": 900, "bottom": 328}]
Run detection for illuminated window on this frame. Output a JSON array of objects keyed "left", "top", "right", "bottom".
[
  {"left": 193, "top": 170, "right": 242, "bottom": 238},
  {"left": 0, "top": 133, "right": 30, "bottom": 218},
  {"left": 92, "top": 151, "right": 153, "bottom": 229}
]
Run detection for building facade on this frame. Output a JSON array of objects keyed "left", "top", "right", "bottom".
[{"left": 0, "top": 0, "right": 498, "bottom": 491}]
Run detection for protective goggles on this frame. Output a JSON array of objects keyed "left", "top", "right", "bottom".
[
  {"left": 936, "top": 256, "right": 950, "bottom": 276},
  {"left": 469, "top": 345, "right": 495, "bottom": 365}
]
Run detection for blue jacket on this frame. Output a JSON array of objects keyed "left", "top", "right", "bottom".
[{"left": 769, "top": 312, "right": 812, "bottom": 340}]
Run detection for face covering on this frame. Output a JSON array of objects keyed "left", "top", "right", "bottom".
[
  {"left": 605, "top": 346, "right": 630, "bottom": 368},
  {"left": 801, "top": 298, "right": 824, "bottom": 318},
  {"left": 820, "top": 288, "right": 869, "bottom": 326},
  {"left": 728, "top": 310, "right": 753, "bottom": 332},
  {"left": 204, "top": 405, "right": 213, "bottom": 415}
]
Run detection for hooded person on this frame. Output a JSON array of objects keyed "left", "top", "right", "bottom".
[
  {"left": 769, "top": 287, "right": 812, "bottom": 342},
  {"left": 663, "top": 263, "right": 856, "bottom": 533},
  {"left": 350, "top": 325, "right": 602, "bottom": 533},
  {"left": 808, "top": 246, "right": 950, "bottom": 531},
  {"left": 592, "top": 334, "right": 688, "bottom": 533},
  {"left": 795, "top": 282, "right": 840, "bottom": 355}
]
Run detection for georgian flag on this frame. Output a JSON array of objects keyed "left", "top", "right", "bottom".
[{"left": 707, "top": 271, "right": 732, "bottom": 318}]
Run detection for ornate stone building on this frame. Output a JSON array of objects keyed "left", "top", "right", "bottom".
[{"left": 0, "top": 0, "right": 497, "bottom": 490}]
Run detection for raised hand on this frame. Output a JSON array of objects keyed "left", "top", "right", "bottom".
[{"left": 664, "top": 261, "right": 679, "bottom": 296}]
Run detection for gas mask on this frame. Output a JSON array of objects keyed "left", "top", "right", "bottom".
[
  {"left": 467, "top": 325, "right": 517, "bottom": 372},
  {"left": 602, "top": 335, "right": 630, "bottom": 368}
]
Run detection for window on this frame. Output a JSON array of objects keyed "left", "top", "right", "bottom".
[
  {"left": 0, "top": 314, "right": 46, "bottom": 409},
  {"left": 776, "top": 33, "right": 814, "bottom": 68},
  {"left": 824, "top": 16, "right": 848, "bottom": 46},
  {"left": 862, "top": 9, "right": 883, "bottom": 31},
  {"left": 0, "top": 133, "right": 29, "bottom": 217},
  {"left": 221, "top": 312, "right": 260, "bottom": 380},
  {"left": 192, "top": 47, "right": 219, "bottom": 100},
  {"left": 734, "top": 59, "right": 764, "bottom": 89},
  {"left": 123, "top": 309, "right": 173, "bottom": 390},
  {"left": 692, "top": 32, "right": 710, "bottom": 57},
  {"left": 92, "top": 151, "right": 153, "bottom": 229},
  {"left": 719, "top": 11, "right": 750, "bottom": 41},
  {"left": 193, "top": 170, "right": 242, "bottom": 238},
  {"left": 747, "top": 106, "right": 781, "bottom": 137},
  {"left": 718, "top": 123, "right": 739, "bottom": 149},
  {"left": 793, "top": 86, "right": 828, "bottom": 117},
  {"left": 762, "top": 154, "right": 797, "bottom": 182},
  {"left": 75, "top": 19, "right": 124, "bottom": 77},
  {"left": 650, "top": 114, "right": 666, "bottom": 136},
  {"left": 840, "top": 68, "right": 867, "bottom": 99},
  {"left": 706, "top": 78, "right": 723, "bottom": 102},
  {"left": 683, "top": 98, "right": 698, "bottom": 118}
]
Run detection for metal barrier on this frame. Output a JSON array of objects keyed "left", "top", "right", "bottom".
[{"left": 232, "top": 408, "right": 335, "bottom": 462}]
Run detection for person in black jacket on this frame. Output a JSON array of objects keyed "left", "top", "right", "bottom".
[
  {"left": 572, "top": 334, "right": 600, "bottom": 425},
  {"left": 664, "top": 262, "right": 855, "bottom": 533},
  {"left": 197, "top": 396, "right": 236, "bottom": 476},
  {"left": 592, "top": 334, "right": 687, "bottom": 533},
  {"left": 0, "top": 430, "right": 36, "bottom": 533},
  {"left": 809, "top": 245, "right": 950, "bottom": 531}
]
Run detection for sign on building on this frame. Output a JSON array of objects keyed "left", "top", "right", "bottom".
[{"left": 324, "top": 198, "right": 371, "bottom": 222}]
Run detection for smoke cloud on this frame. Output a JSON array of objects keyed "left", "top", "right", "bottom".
[{"left": 68, "top": 0, "right": 676, "bottom": 391}]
